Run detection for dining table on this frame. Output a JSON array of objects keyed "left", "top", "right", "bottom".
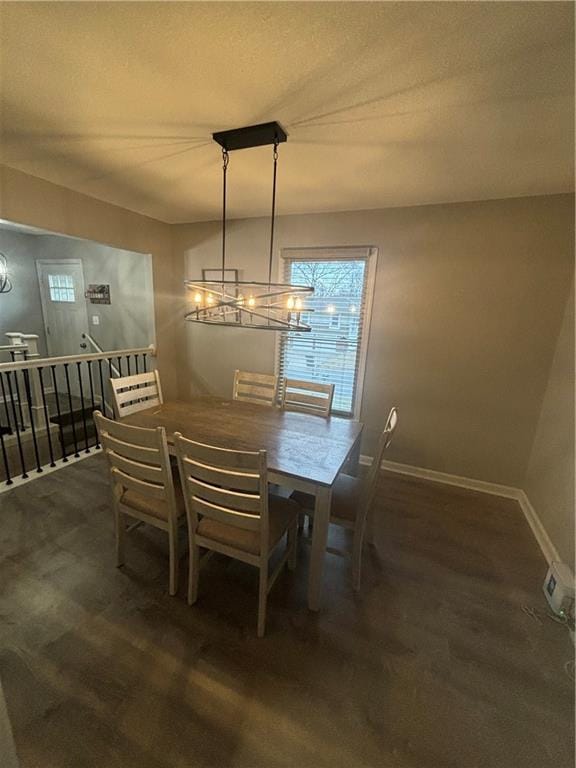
[{"left": 122, "top": 396, "right": 363, "bottom": 611}]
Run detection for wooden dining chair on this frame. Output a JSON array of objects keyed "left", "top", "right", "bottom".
[
  {"left": 94, "top": 410, "right": 186, "bottom": 595},
  {"left": 292, "top": 406, "right": 398, "bottom": 591},
  {"left": 174, "top": 433, "right": 300, "bottom": 637},
  {"left": 281, "top": 378, "right": 335, "bottom": 417},
  {"left": 232, "top": 370, "right": 279, "bottom": 407},
  {"left": 110, "top": 370, "right": 163, "bottom": 419}
]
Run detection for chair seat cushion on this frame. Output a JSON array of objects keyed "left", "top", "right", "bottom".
[
  {"left": 196, "top": 494, "right": 299, "bottom": 555},
  {"left": 291, "top": 473, "right": 361, "bottom": 523},
  {"left": 120, "top": 471, "right": 186, "bottom": 522}
]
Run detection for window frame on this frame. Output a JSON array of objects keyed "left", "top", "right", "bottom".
[{"left": 275, "top": 246, "right": 378, "bottom": 420}]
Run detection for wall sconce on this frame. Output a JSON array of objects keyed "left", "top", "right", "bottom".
[{"left": 0, "top": 253, "right": 12, "bottom": 294}]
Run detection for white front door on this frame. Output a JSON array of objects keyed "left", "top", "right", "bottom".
[{"left": 36, "top": 260, "right": 89, "bottom": 357}]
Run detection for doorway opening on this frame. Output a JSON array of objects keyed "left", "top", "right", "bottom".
[{"left": 0, "top": 219, "right": 156, "bottom": 360}]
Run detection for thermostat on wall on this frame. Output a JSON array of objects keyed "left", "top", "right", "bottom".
[{"left": 543, "top": 561, "right": 575, "bottom": 617}]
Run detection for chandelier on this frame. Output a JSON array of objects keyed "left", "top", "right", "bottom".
[
  {"left": 185, "top": 122, "right": 313, "bottom": 331},
  {"left": 0, "top": 253, "right": 12, "bottom": 294}
]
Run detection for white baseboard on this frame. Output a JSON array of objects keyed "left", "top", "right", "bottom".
[
  {"left": 515, "top": 490, "right": 561, "bottom": 565},
  {"left": 362, "top": 454, "right": 562, "bottom": 568},
  {"left": 360, "top": 455, "right": 521, "bottom": 499}
]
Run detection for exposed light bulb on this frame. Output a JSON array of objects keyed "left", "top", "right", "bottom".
[
  {"left": 247, "top": 296, "right": 256, "bottom": 307},
  {"left": 237, "top": 294, "right": 244, "bottom": 306},
  {"left": 326, "top": 304, "right": 336, "bottom": 313},
  {"left": 294, "top": 298, "right": 302, "bottom": 311},
  {"left": 287, "top": 296, "right": 295, "bottom": 310},
  {"left": 206, "top": 294, "right": 214, "bottom": 305},
  {"left": 193, "top": 292, "right": 202, "bottom": 304},
  {"left": 349, "top": 304, "right": 357, "bottom": 313}
]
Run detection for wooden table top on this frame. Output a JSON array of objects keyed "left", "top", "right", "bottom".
[{"left": 123, "top": 397, "right": 363, "bottom": 487}]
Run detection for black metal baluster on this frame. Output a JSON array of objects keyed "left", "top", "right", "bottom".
[
  {"left": 64, "top": 363, "right": 79, "bottom": 458},
  {"left": 0, "top": 374, "right": 12, "bottom": 485},
  {"left": 0, "top": 372, "right": 12, "bottom": 435},
  {"left": 143, "top": 353, "right": 148, "bottom": 372},
  {"left": 117, "top": 356, "right": 123, "bottom": 376},
  {"left": 126, "top": 355, "right": 132, "bottom": 375},
  {"left": 97, "top": 359, "right": 107, "bottom": 418},
  {"left": 6, "top": 372, "right": 28, "bottom": 479},
  {"left": 108, "top": 359, "right": 117, "bottom": 419},
  {"left": 51, "top": 366, "right": 68, "bottom": 463},
  {"left": 76, "top": 361, "right": 90, "bottom": 454},
  {"left": 135, "top": 354, "right": 140, "bottom": 374},
  {"left": 0, "top": 425, "right": 11, "bottom": 485},
  {"left": 13, "top": 370, "right": 26, "bottom": 431},
  {"left": 38, "top": 367, "right": 56, "bottom": 467},
  {"left": 22, "top": 369, "right": 42, "bottom": 473},
  {"left": 87, "top": 361, "right": 99, "bottom": 449}
]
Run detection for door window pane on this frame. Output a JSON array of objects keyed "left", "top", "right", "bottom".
[{"left": 48, "top": 274, "right": 75, "bottom": 303}]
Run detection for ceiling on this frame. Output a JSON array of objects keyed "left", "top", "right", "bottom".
[{"left": 0, "top": 2, "right": 573, "bottom": 223}]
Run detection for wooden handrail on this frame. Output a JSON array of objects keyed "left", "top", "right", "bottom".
[{"left": 0, "top": 345, "right": 156, "bottom": 373}]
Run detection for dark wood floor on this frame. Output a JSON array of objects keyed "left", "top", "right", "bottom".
[{"left": 0, "top": 454, "right": 573, "bottom": 768}]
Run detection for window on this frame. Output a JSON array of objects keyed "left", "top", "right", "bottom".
[
  {"left": 277, "top": 247, "right": 376, "bottom": 418},
  {"left": 48, "top": 274, "right": 75, "bottom": 303}
]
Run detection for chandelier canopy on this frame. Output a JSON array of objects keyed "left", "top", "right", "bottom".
[{"left": 185, "top": 122, "right": 314, "bottom": 332}]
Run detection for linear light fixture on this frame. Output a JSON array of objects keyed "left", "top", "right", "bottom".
[{"left": 185, "top": 122, "right": 314, "bottom": 331}]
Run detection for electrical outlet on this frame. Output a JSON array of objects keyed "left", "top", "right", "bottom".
[{"left": 91, "top": 315, "right": 100, "bottom": 326}]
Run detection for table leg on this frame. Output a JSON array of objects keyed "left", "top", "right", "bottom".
[
  {"left": 346, "top": 434, "right": 362, "bottom": 477},
  {"left": 308, "top": 484, "right": 332, "bottom": 611}
]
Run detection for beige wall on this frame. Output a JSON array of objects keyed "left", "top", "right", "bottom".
[
  {"left": 174, "top": 194, "right": 574, "bottom": 488},
  {"left": 0, "top": 165, "right": 183, "bottom": 398},
  {"left": 525, "top": 284, "right": 575, "bottom": 569}
]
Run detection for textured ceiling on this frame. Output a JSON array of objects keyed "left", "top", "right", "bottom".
[{"left": 0, "top": 2, "right": 573, "bottom": 223}]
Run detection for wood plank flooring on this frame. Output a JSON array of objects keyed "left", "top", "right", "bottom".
[{"left": 0, "top": 454, "right": 573, "bottom": 768}]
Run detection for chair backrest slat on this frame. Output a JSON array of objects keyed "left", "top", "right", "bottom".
[
  {"left": 282, "top": 378, "right": 334, "bottom": 418},
  {"left": 111, "top": 467, "right": 167, "bottom": 499},
  {"left": 115, "top": 383, "right": 160, "bottom": 405},
  {"left": 101, "top": 432, "right": 162, "bottom": 465},
  {"left": 192, "top": 497, "right": 261, "bottom": 531},
  {"left": 187, "top": 477, "right": 263, "bottom": 514},
  {"left": 111, "top": 370, "right": 163, "bottom": 418},
  {"left": 233, "top": 370, "right": 278, "bottom": 406},
  {"left": 175, "top": 433, "right": 269, "bottom": 542},
  {"left": 113, "top": 371, "right": 156, "bottom": 390},
  {"left": 95, "top": 415, "right": 160, "bottom": 448},
  {"left": 108, "top": 450, "right": 165, "bottom": 485},
  {"left": 181, "top": 439, "right": 262, "bottom": 470},
  {"left": 181, "top": 455, "right": 260, "bottom": 492}
]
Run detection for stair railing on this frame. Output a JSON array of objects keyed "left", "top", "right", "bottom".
[
  {"left": 0, "top": 344, "right": 156, "bottom": 487},
  {"left": 81, "top": 332, "right": 121, "bottom": 377}
]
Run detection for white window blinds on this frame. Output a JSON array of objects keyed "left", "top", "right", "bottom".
[{"left": 277, "top": 247, "right": 374, "bottom": 418}]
